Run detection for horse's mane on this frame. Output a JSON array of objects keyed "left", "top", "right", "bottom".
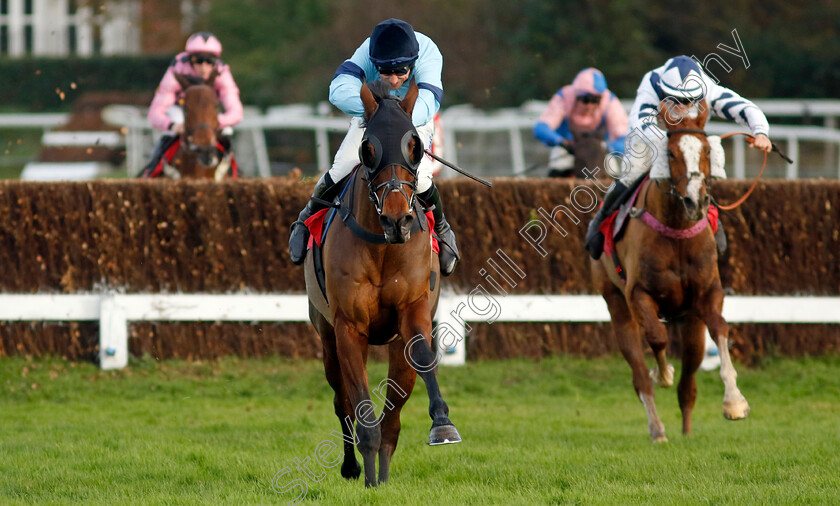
[{"left": 368, "top": 80, "right": 400, "bottom": 102}]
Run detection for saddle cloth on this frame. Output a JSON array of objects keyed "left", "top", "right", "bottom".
[{"left": 149, "top": 137, "right": 238, "bottom": 178}]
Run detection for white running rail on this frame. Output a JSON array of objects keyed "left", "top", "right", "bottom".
[{"left": 0, "top": 293, "right": 837, "bottom": 369}]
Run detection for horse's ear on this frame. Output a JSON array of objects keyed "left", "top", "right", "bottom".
[
  {"left": 173, "top": 72, "right": 193, "bottom": 90},
  {"left": 360, "top": 81, "right": 378, "bottom": 120},
  {"left": 400, "top": 79, "right": 419, "bottom": 118},
  {"left": 205, "top": 68, "right": 220, "bottom": 87}
]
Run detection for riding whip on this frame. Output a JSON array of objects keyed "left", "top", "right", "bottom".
[{"left": 424, "top": 149, "right": 493, "bottom": 188}]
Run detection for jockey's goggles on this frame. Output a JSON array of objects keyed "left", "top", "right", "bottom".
[
  {"left": 577, "top": 94, "right": 601, "bottom": 104},
  {"left": 377, "top": 65, "right": 410, "bottom": 76},
  {"left": 189, "top": 54, "right": 217, "bottom": 65},
  {"left": 665, "top": 94, "right": 697, "bottom": 105}
]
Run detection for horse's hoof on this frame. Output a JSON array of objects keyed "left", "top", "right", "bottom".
[
  {"left": 429, "top": 424, "right": 462, "bottom": 445},
  {"left": 341, "top": 460, "right": 361, "bottom": 480},
  {"left": 652, "top": 435, "right": 669, "bottom": 443},
  {"left": 649, "top": 364, "right": 674, "bottom": 387},
  {"left": 723, "top": 398, "right": 750, "bottom": 420}
]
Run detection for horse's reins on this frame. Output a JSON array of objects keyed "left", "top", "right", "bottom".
[
  {"left": 664, "top": 129, "right": 793, "bottom": 211},
  {"left": 715, "top": 131, "right": 792, "bottom": 210}
]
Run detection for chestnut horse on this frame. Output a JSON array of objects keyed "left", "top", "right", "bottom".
[
  {"left": 592, "top": 101, "right": 750, "bottom": 441},
  {"left": 165, "top": 71, "right": 231, "bottom": 180},
  {"left": 304, "top": 80, "right": 460, "bottom": 487}
]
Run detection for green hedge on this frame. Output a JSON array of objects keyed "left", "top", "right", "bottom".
[{"left": 0, "top": 56, "right": 172, "bottom": 111}]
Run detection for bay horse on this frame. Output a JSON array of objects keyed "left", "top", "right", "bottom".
[
  {"left": 591, "top": 101, "right": 750, "bottom": 441},
  {"left": 164, "top": 71, "right": 232, "bottom": 180},
  {"left": 304, "top": 79, "right": 460, "bottom": 487},
  {"left": 548, "top": 124, "right": 608, "bottom": 179}
]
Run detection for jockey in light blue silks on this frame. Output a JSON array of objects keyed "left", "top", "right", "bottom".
[
  {"left": 288, "top": 18, "right": 460, "bottom": 276},
  {"left": 584, "top": 55, "right": 773, "bottom": 259}
]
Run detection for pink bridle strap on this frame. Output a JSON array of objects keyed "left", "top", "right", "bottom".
[{"left": 637, "top": 211, "right": 708, "bottom": 239}]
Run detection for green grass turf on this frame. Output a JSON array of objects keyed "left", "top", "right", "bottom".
[{"left": 1, "top": 354, "right": 839, "bottom": 505}]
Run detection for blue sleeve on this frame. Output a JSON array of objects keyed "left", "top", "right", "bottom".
[
  {"left": 608, "top": 136, "right": 627, "bottom": 154},
  {"left": 329, "top": 40, "right": 375, "bottom": 117},
  {"left": 534, "top": 122, "right": 564, "bottom": 146},
  {"left": 410, "top": 33, "right": 443, "bottom": 126}
]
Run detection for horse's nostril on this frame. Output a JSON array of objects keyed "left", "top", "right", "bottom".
[
  {"left": 398, "top": 215, "right": 414, "bottom": 231},
  {"left": 379, "top": 215, "right": 395, "bottom": 231}
]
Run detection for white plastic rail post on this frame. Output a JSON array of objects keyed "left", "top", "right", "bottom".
[
  {"left": 434, "top": 295, "right": 467, "bottom": 366},
  {"left": 99, "top": 294, "right": 129, "bottom": 370}
]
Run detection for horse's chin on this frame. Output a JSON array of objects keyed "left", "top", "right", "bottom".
[
  {"left": 200, "top": 154, "right": 219, "bottom": 167},
  {"left": 685, "top": 209, "right": 706, "bottom": 222}
]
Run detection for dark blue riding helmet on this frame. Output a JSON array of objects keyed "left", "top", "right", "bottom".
[{"left": 369, "top": 18, "right": 419, "bottom": 70}]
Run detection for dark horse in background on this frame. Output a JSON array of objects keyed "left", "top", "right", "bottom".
[
  {"left": 592, "top": 101, "right": 749, "bottom": 441},
  {"left": 145, "top": 70, "right": 235, "bottom": 180},
  {"left": 304, "top": 79, "right": 460, "bottom": 487},
  {"left": 548, "top": 124, "right": 608, "bottom": 179}
]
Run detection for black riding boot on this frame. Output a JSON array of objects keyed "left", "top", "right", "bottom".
[
  {"left": 585, "top": 181, "right": 630, "bottom": 260},
  {"left": 288, "top": 173, "right": 336, "bottom": 265},
  {"left": 714, "top": 218, "right": 727, "bottom": 254},
  {"left": 139, "top": 135, "right": 178, "bottom": 178},
  {"left": 418, "top": 183, "right": 460, "bottom": 276}
]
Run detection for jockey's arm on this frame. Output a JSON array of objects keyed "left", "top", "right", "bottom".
[
  {"left": 215, "top": 68, "right": 244, "bottom": 129},
  {"left": 605, "top": 94, "right": 629, "bottom": 154},
  {"left": 706, "top": 82, "right": 772, "bottom": 151},
  {"left": 148, "top": 70, "right": 181, "bottom": 131},
  {"left": 628, "top": 71, "right": 667, "bottom": 143},
  {"left": 408, "top": 34, "right": 443, "bottom": 127},
  {"left": 330, "top": 40, "right": 375, "bottom": 119},
  {"left": 534, "top": 92, "right": 569, "bottom": 147}
]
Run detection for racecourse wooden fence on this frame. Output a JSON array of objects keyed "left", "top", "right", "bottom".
[{"left": 1, "top": 178, "right": 838, "bottom": 365}]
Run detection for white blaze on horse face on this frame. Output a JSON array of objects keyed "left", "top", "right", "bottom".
[{"left": 679, "top": 135, "right": 704, "bottom": 204}]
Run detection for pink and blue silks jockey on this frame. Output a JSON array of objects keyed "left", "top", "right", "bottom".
[
  {"left": 534, "top": 68, "right": 629, "bottom": 175},
  {"left": 141, "top": 32, "right": 244, "bottom": 177},
  {"left": 287, "top": 18, "right": 460, "bottom": 276}
]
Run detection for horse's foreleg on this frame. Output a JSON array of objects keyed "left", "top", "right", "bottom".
[
  {"left": 334, "top": 316, "right": 379, "bottom": 487},
  {"left": 628, "top": 287, "right": 672, "bottom": 381},
  {"left": 603, "top": 277, "right": 666, "bottom": 442},
  {"left": 317, "top": 316, "right": 361, "bottom": 481},
  {"left": 699, "top": 290, "right": 750, "bottom": 420},
  {"left": 676, "top": 316, "right": 706, "bottom": 434},
  {"left": 399, "top": 300, "right": 461, "bottom": 446},
  {"left": 377, "top": 339, "right": 418, "bottom": 484}
]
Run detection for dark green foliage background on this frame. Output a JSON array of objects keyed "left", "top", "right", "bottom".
[{"left": 2, "top": 0, "right": 838, "bottom": 110}]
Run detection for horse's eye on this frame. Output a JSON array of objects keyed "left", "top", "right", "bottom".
[{"left": 668, "top": 151, "right": 675, "bottom": 159}]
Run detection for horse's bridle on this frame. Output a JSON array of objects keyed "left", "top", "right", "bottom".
[
  {"left": 359, "top": 101, "right": 423, "bottom": 216},
  {"left": 655, "top": 128, "right": 712, "bottom": 210}
]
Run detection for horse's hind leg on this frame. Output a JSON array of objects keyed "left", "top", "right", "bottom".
[
  {"left": 676, "top": 316, "right": 706, "bottom": 434},
  {"left": 400, "top": 299, "right": 461, "bottom": 446},
  {"left": 312, "top": 304, "right": 361, "bottom": 480},
  {"left": 333, "top": 316, "right": 379, "bottom": 487},
  {"left": 376, "top": 338, "right": 418, "bottom": 484},
  {"left": 699, "top": 289, "right": 750, "bottom": 420}
]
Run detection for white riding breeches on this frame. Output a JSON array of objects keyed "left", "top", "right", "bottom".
[
  {"left": 548, "top": 146, "right": 574, "bottom": 171},
  {"left": 328, "top": 116, "right": 436, "bottom": 193}
]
